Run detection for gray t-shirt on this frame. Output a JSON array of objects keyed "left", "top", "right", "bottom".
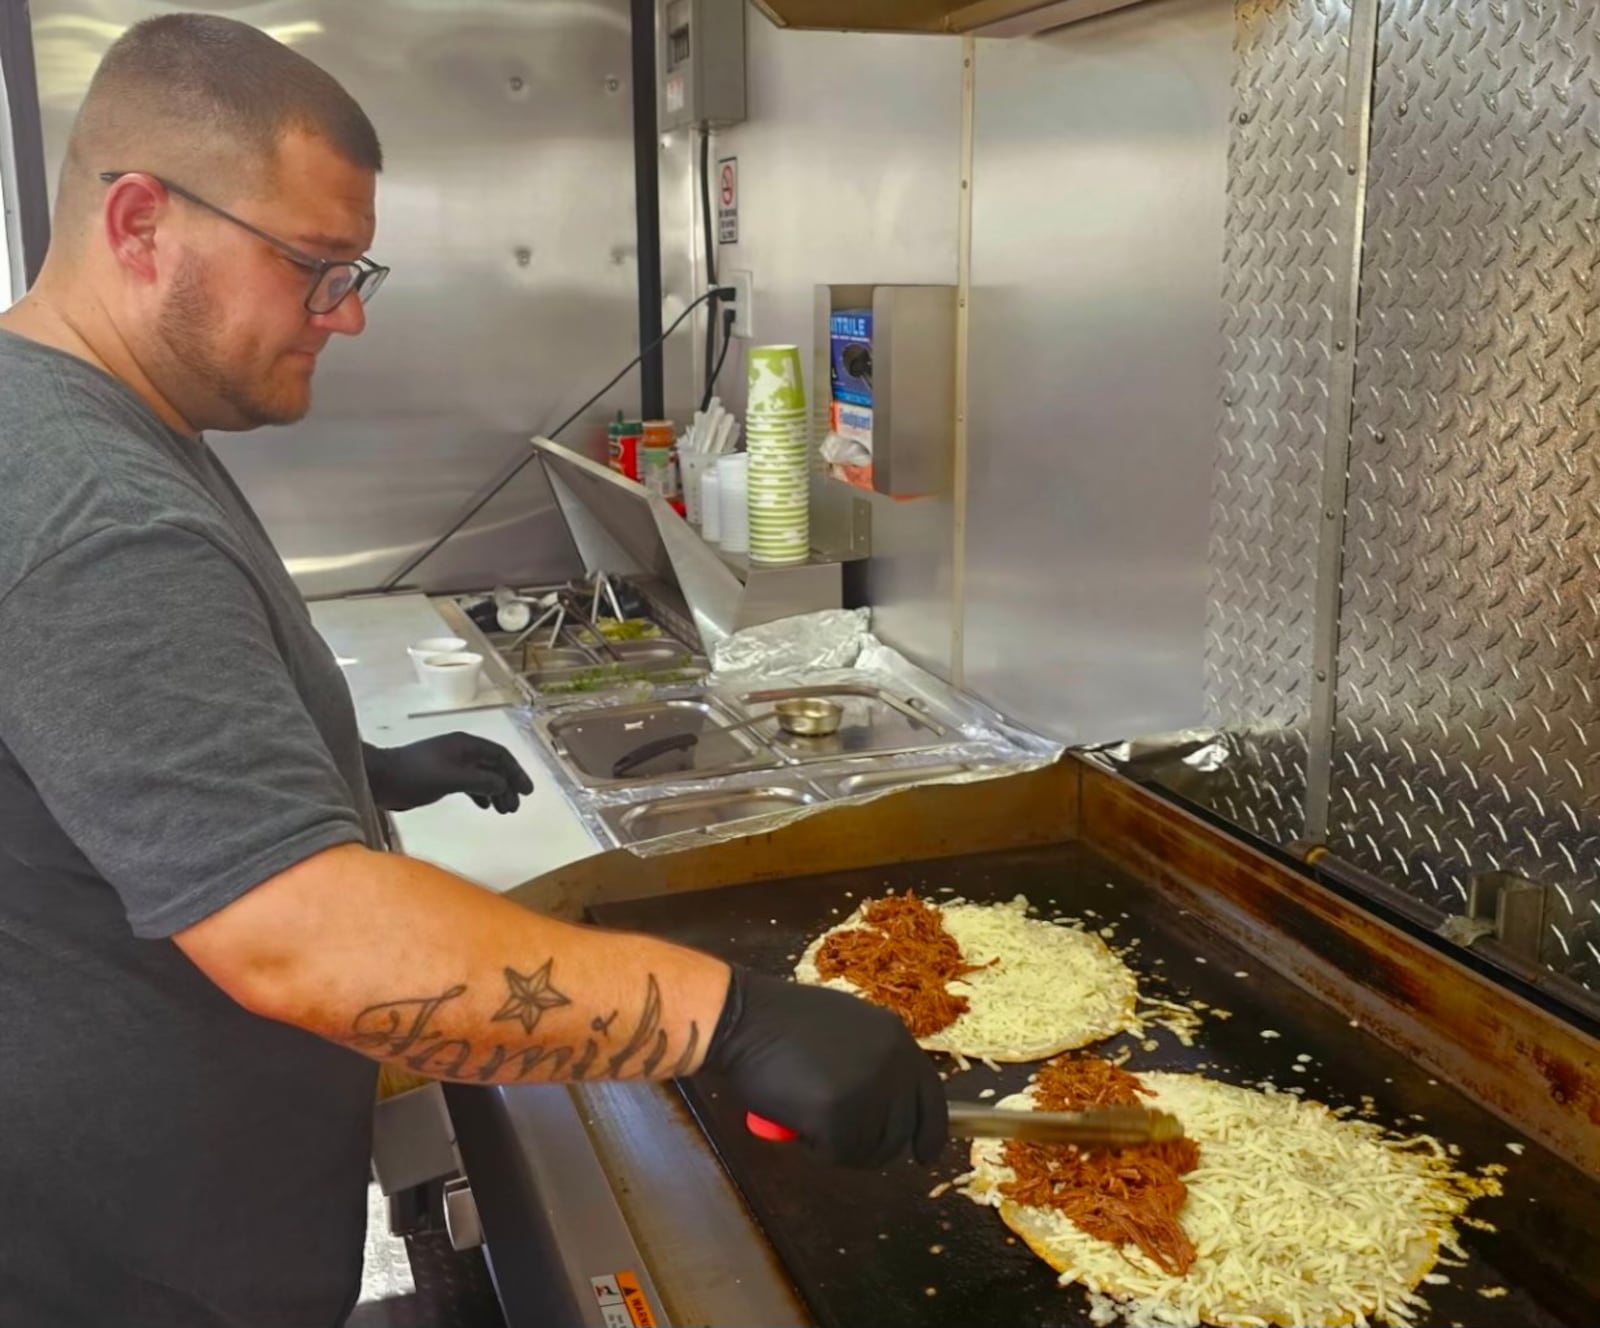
[{"left": 0, "top": 329, "right": 386, "bottom": 1326}]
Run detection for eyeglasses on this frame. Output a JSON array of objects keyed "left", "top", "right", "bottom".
[{"left": 99, "top": 170, "right": 389, "bottom": 315}]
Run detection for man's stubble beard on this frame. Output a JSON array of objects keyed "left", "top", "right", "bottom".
[{"left": 156, "top": 257, "right": 309, "bottom": 430}]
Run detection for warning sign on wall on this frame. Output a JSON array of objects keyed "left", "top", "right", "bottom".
[{"left": 717, "top": 156, "right": 738, "bottom": 244}]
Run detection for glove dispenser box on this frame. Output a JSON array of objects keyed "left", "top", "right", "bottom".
[{"left": 811, "top": 284, "right": 956, "bottom": 499}]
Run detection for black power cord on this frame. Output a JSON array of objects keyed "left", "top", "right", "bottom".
[
  {"left": 377, "top": 285, "right": 731, "bottom": 593},
  {"left": 698, "top": 126, "right": 723, "bottom": 412},
  {"left": 707, "top": 305, "right": 736, "bottom": 395}
]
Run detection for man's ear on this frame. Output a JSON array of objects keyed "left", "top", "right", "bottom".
[{"left": 102, "top": 174, "right": 169, "bottom": 284}]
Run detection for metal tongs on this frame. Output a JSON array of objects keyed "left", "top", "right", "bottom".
[
  {"left": 945, "top": 1101, "right": 1183, "bottom": 1149},
  {"left": 747, "top": 1102, "right": 1184, "bottom": 1152}
]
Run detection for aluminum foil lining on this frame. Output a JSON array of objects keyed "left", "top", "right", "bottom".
[{"left": 509, "top": 630, "right": 1063, "bottom": 857}]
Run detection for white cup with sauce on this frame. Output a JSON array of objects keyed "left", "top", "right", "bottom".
[
  {"left": 417, "top": 652, "right": 483, "bottom": 707},
  {"left": 407, "top": 636, "right": 467, "bottom": 682}
]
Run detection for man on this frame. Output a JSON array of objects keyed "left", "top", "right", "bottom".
[{"left": 0, "top": 15, "right": 945, "bottom": 1327}]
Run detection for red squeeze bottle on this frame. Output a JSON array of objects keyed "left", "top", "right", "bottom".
[{"left": 746, "top": 1112, "right": 797, "bottom": 1142}]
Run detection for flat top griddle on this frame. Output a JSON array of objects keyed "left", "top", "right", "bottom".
[{"left": 590, "top": 843, "right": 1600, "bottom": 1328}]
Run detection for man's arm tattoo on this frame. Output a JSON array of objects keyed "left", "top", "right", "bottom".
[
  {"left": 490, "top": 959, "right": 571, "bottom": 1035},
  {"left": 345, "top": 964, "right": 693, "bottom": 1085}
]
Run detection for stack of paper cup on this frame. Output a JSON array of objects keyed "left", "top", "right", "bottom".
[
  {"left": 745, "top": 344, "right": 810, "bottom": 565},
  {"left": 717, "top": 453, "right": 749, "bottom": 554}
]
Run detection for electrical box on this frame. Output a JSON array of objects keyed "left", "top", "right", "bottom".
[{"left": 657, "top": 0, "right": 747, "bottom": 130}]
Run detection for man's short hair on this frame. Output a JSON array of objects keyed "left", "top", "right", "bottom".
[{"left": 58, "top": 12, "right": 381, "bottom": 225}]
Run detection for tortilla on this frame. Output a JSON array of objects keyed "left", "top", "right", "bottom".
[
  {"left": 796, "top": 894, "right": 1140, "bottom": 1062},
  {"left": 964, "top": 1066, "right": 1485, "bottom": 1328}
]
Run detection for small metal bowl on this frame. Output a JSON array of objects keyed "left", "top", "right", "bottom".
[{"left": 773, "top": 697, "right": 844, "bottom": 737}]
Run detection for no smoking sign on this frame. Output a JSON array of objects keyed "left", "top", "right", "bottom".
[{"left": 717, "top": 156, "right": 738, "bottom": 244}]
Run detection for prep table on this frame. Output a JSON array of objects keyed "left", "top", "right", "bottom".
[{"left": 308, "top": 593, "right": 595, "bottom": 890}]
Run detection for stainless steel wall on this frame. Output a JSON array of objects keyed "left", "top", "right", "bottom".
[
  {"left": 1141, "top": 0, "right": 1600, "bottom": 997},
  {"left": 26, "top": 0, "right": 657, "bottom": 597},
  {"left": 656, "top": 129, "right": 699, "bottom": 427},
  {"left": 671, "top": 13, "right": 964, "bottom": 676},
  {"left": 960, "top": 0, "right": 1231, "bottom": 744},
  {"left": 1332, "top": 0, "right": 1600, "bottom": 987}
]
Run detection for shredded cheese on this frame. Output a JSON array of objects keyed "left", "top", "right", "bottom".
[
  {"left": 963, "top": 1070, "right": 1492, "bottom": 1328},
  {"left": 796, "top": 894, "right": 1140, "bottom": 1060}
]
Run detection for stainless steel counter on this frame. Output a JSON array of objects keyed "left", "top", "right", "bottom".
[{"left": 450, "top": 1080, "right": 805, "bottom": 1327}]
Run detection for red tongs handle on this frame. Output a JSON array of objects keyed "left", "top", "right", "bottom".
[{"left": 746, "top": 1111, "right": 798, "bottom": 1142}]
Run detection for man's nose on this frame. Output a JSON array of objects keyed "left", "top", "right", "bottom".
[{"left": 314, "top": 293, "right": 367, "bottom": 338}]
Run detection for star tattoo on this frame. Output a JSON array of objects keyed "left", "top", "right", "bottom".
[{"left": 492, "top": 960, "right": 572, "bottom": 1035}]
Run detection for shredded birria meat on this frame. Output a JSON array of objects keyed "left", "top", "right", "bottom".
[
  {"left": 1000, "top": 1056, "right": 1200, "bottom": 1276},
  {"left": 814, "top": 891, "right": 994, "bottom": 1036}
]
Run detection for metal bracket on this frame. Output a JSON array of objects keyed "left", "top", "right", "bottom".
[
  {"left": 443, "top": 1178, "right": 484, "bottom": 1251},
  {"left": 1465, "top": 872, "right": 1549, "bottom": 963},
  {"left": 1303, "top": 0, "right": 1382, "bottom": 841},
  {"left": 849, "top": 496, "right": 873, "bottom": 558},
  {"left": 1438, "top": 872, "right": 1549, "bottom": 962},
  {"left": 371, "top": 1082, "right": 459, "bottom": 1197}
]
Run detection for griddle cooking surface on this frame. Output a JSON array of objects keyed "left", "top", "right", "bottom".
[{"left": 590, "top": 844, "right": 1598, "bottom": 1328}]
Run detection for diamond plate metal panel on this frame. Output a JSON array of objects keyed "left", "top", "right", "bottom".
[
  {"left": 1191, "top": 0, "right": 1355, "bottom": 843},
  {"left": 1334, "top": 0, "right": 1600, "bottom": 990}
]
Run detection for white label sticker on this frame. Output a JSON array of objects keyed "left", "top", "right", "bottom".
[
  {"left": 665, "top": 76, "right": 685, "bottom": 114},
  {"left": 718, "top": 157, "right": 738, "bottom": 244}
]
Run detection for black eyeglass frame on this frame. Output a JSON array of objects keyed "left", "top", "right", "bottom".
[{"left": 98, "top": 170, "right": 388, "bottom": 315}]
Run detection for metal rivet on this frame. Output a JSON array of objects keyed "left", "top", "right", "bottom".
[
  {"left": 1238, "top": 111, "right": 1251, "bottom": 124},
  {"left": 515, "top": 247, "right": 532, "bottom": 267},
  {"left": 1325, "top": 509, "right": 1337, "bottom": 520},
  {"left": 606, "top": 75, "right": 621, "bottom": 93},
  {"left": 509, "top": 76, "right": 524, "bottom": 92},
  {"left": 1348, "top": 163, "right": 1358, "bottom": 174},
  {"left": 1398, "top": 102, "right": 1409, "bottom": 116},
  {"left": 1316, "top": 669, "right": 1328, "bottom": 682},
  {"left": 1335, "top": 339, "right": 1347, "bottom": 350},
  {"left": 1374, "top": 431, "right": 1386, "bottom": 443}
]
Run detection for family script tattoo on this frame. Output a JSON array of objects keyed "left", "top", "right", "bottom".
[{"left": 344, "top": 961, "right": 700, "bottom": 1085}]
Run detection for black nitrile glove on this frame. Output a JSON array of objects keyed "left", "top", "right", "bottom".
[
  {"left": 700, "top": 965, "right": 948, "bottom": 1169},
  {"left": 363, "top": 735, "right": 534, "bottom": 814}
]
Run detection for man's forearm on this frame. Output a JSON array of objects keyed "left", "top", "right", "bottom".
[{"left": 176, "top": 844, "right": 729, "bottom": 1086}]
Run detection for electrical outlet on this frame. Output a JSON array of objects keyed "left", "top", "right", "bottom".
[{"left": 727, "top": 269, "right": 754, "bottom": 339}]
